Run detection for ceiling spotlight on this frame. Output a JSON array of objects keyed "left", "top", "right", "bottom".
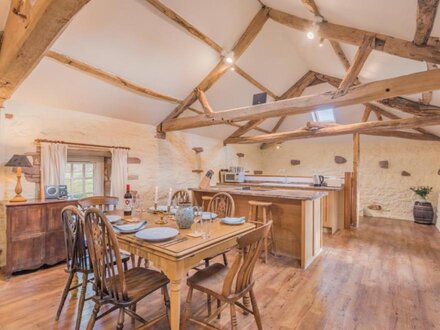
[
  {"left": 230, "top": 66, "right": 235, "bottom": 71},
  {"left": 276, "top": 144, "right": 282, "bottom": 150},
  {"left": 307, "top": 16, "right": 322, "bottom": 41},
  {"left": 319, "top": 38, "right": 324, "bottom": 47},
  {"left": 222, "top": 50, "right": 235, "bottom": 64}
]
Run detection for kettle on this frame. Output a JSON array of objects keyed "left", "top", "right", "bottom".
[{"left": 313, "top": 175, "right": 325, "bottom": 186}]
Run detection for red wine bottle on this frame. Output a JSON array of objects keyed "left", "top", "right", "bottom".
[{"left": 124, "top": 184, "right": 133, "bottom": 216}]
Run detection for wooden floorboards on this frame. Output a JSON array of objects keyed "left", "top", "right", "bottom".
[{"left": 1, "top": 217, "right": 440, "bottom": 329}]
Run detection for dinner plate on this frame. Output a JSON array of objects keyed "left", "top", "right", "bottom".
[
  {"left": 135, "top": 227, "right": 179, "bottom": 242},
  {"left": 221, "top": 217, "right": 246, "bottom": 225},
  {"left": 106, "top": 215, "right": 122, "bottom": 223}
]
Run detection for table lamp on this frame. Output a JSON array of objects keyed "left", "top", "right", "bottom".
[{"left": 5, "top": 154, "right": 33, "bottom": 202}]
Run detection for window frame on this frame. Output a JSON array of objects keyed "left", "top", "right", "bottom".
[{"left": 312, "top": 108, "right": 336, "bottom": 123}]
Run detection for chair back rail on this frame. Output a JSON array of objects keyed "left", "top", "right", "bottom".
[
  {"left": 84, "top": 208, "right": 128, "bottom": 302},
  {"left": 61, "top": 206, "right": 88, "bottom": 272},
  {"left": 207, "top": 192, "right": 235, "bottom": 218},
  {"left": 78, "top": 196, "right": 119, "bottom": 212},
  {"left": 171, "top": 189, "right": 191, "bottom": 206},
  {"left": 222, "top": 221, "right": 272, "bottom": 297}
]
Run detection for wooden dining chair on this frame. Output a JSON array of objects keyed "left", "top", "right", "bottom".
[
  {"left": 78, "top": 196, "right": 145, "bottom": 268},
  {"left": 56, "top": 206, "right": 93, "bottom": 330},
  {"left": 171, "top": 189, "right": 191, "bottom": 206},
  {"left": 84, "top": 208, "right": 170, "bottom": 330},
  {"left": 77, "top": 196, "right": 119, "bottom": 212},
  {"left": 183, "top": 222, "right": 272, "bottom": 330},
  {"left": 207, "top": 192, "right": 235, "bottom": 219}
]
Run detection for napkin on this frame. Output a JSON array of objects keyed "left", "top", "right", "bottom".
[{"left": 114, "top": 221, "right": 146, "bottom": 232}]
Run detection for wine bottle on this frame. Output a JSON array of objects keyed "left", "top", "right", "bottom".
[{"left": 124, "top": 184, "right": 133, "bottom": 216}]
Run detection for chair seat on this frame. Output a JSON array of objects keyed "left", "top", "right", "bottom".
[
  {"left": 106, "top": 267, "right": 169, "bottom": 301},
  {"left": 68, "top": 251, "right": 131, "bottom": 272},
  {"left": 187, "top": 263, "right": 231, "bottom": 297}
]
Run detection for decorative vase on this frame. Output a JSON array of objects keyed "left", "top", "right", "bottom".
[
  {"left": 413, "top": 200, "right": 434, "bottom": 225},
  {"left": 175, "top": 203, "right": 194, "bottom": 229}
]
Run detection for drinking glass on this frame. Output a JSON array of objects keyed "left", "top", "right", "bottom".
[
  {"left": 192, "top": 206, "right": 203, "bottom": 236},
  {"left": 201, "top": 211, "right": 212, "bottom": 239}
]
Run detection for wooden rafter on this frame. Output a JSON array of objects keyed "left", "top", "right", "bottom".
[
  {"left": 225, "top": 115, "right": 440, "bottom": 145},
  {"left": 336, "top": 35, "right": 374, "bottom": 96},
  {"left": 233, "top": 65, "right": 278, "bottom": 99},
  {"left": 46, "top": 51, "right": 270, "bottom": 134},
  {"left": 301, "top": 0, "right": 322, "bottom": 17},
  {"left": 163, "top": 69, "right": 440, "bottom": 132},
  {"left": 156, "top": 7, "right": 270, "bottom": 133},
  {"left": 268, "top": 8, "right": 440, "bottom": 64},
  {"left": 0, "top": 0, "right": 91, "bottom": 106},
  {"left": 414, "top": 0, "right": 440, "bottom": 46},
  {"left": 421, "top": 62, "right": 438, "bottom": 105},
  {"left": 195, "top": 89, "right": 214, "bottom": 117},
  {"left": 260, "top": 70, "right": 317, "bottom": 149}
]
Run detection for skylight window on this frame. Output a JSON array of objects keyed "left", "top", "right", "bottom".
[{"left": 312, "top": 109, "right": 335, "bottom": 123}]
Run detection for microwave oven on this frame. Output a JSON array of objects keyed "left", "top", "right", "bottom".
[{"left": 223, "top": 172, "right": 245, "bottom": 183}]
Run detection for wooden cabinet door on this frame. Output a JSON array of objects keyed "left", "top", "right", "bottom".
[
  {"left": 8, "top": 205, "right": 45, "bottom": 240},
  {"left": 45, "top": 202, "right": 73, "bottom": 263},
  {"left": 9, "top": 236, "right": 45, "bottom": 273},
  {"left": 46, "top": 202, "right": 73, "bottom": 232}
]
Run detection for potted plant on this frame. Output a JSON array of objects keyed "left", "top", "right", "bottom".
[{"left": 410, "top": 186, "right": 434, "bottom": 224}]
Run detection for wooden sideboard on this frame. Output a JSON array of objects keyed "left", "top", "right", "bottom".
[{"left": 0, "top": 199, "right": 77, "bottom": 277}]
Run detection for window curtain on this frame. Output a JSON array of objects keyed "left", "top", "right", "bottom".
[
  {"left": 40, "top": 142, "right": 68, "bottom": 191},
  {"left": 110, "top": 148, "right": 128, "bottom": 208}
]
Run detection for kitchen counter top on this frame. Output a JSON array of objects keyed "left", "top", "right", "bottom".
[
  {"left": 0, "top": 198, "right": 77, "bottom": 207},
  {"left": 220, "top": 182, "right": 344, "bottom": 192},
  {"left": 191, "top": 186, "right": 327, "bottom": 200}
]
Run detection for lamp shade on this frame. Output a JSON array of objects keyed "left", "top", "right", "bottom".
[{"left": 5, "top": 154, "right": 32, "bottom": 168}]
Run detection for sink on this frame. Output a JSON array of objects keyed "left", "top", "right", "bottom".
[{"left": 234, "top": 187, "right": 271, "bottom": 191}]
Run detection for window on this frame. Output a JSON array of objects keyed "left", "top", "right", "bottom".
[
  {"left": 312, "top": 108, "right": 335, "bottom": 123},
  {"left": 65, "top": 162, "right": 95, "bottom": 198}
]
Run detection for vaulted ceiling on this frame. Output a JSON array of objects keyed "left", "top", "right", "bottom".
[{"left": 1, "top": 0, "right": 440, "bottom": 142}]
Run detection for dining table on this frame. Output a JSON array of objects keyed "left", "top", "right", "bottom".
[{"left": 109, "top": 209, "right": 255, "bottom": 330}]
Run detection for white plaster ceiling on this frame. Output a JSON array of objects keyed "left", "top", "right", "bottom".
[{"left": 1, "top": 0, "right": 440, "bottom": 141}]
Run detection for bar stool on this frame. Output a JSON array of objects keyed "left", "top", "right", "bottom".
[{"left": 247, "top": 200, "right": 276, "bottom": 263}]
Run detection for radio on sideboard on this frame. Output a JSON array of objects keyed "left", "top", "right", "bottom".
[{"left": 44, "top": 185, "right": 68, "bottom": 199}]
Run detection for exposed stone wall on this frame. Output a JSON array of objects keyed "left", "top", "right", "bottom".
[{"left": 260, "top": 139, "right": 440, "bottom": 222}]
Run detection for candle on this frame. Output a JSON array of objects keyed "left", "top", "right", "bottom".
[
  {"left": 154, "top": 186, "right": 158, "bottom": 204},
  {"left": 167, "top": 188, "right": 172, "bottom": 207}
]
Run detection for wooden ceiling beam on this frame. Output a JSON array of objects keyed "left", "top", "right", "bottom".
[
  {"left": 336, "top": 35, "right": 374, "bottom": 96},
  {"left": 162, "top": 69, "right": 440, "bottom": 132},
  {"left": 0, "top": 0, "right": 91, "bottom": 106},
  {"left": 268, "top": 8, "right": 440, "bottom": 64},
  {"left": 195, "top": 88, "right": 214, "bottom": 117},
  {"left": 225, "top": 115, "right": 440, "bottom": 144},
  {"left": 362, "top": 130, "right": 440, "bottom": 141},
  {"left": 260, "top": 70, "right": 317, "bottom": 149},
  {"left": 366, "top": 103, "right": 440, "bottom": 140},
  {"left": 156, "top": 7, "right": 270, "bottom": 132},
  {"left": 414, "top": 0, "right": 440, "bottom": 46},
  {"left": 46, "top": 51, "right": 269, "bottom": 134}
]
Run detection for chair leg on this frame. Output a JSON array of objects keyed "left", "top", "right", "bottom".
[
  {"left": 116, "top": 308, "right": 125, "bottom": 330},
  {"left": 207, "top": 294, "right": 212, "bottom": 316},
  {"left": 222, "top": 253, "right": 228, "bottom": 266},
  {"left": 163, "top": 285, "right": 171, "bottom": 320},
  {"left": 87, "top": 303, "right": 101, "bottom": 330},
  {"left": 262, "top": 208, "right": 268, "bottom": 263},
  {"left": 75, "top": 272, "right": 89, "bottom": 330},
  {"left": 130, "top": 304, "right": 136, "bottom": 326},
  {"left": 131, "top": 253, "right": 136, "bottom": 268},
  {"left": 230, "top": 303, "right": 238, "bottom": 330},
  {"left": 55, "top": 271, "right": 75, "bottom": 320},
  {"left": 217, "top": 299, "right": 222, "bottom": 319},
  {"left": 182, "top": 287, "right": 194, "bottom": 330},
  {"left": 250, "top": 289, "right": 263, "bottom": 330}
]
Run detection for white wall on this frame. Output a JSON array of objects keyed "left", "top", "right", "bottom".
[
  {"left": 0, "top": 100, "right": 262, "bottom": 203},
  {"left": 261, "top": 138, "right": 440, "bottom": 222}
]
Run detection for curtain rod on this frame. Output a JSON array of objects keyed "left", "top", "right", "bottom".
[{"left": 34, "top": 139, "right": 130, "bottom": 150}]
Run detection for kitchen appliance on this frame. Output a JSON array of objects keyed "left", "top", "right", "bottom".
[
  {"left": 44, "top": 185, "right": 68, "bottom": 199},
  {"left": 312, "top": 175, "right": 325, "bottom": 186},
  {"left": 223, "top": 167, "right": 246, "bottom": 183}
]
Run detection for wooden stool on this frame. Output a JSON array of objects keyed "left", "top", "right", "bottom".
[
  {"left": 247, "top": 201, "right": 276, "bottom": 263},
  {"left": 201, "top": 195, "right": 213, "bottom": 210}
]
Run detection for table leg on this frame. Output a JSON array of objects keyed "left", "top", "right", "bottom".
[{"left": 169, "top": 278, "right": 183, "bottom": 330}]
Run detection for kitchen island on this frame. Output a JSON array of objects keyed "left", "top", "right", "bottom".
[{"left": 192, "top": 186, "right": 326, "bottom": 269}]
